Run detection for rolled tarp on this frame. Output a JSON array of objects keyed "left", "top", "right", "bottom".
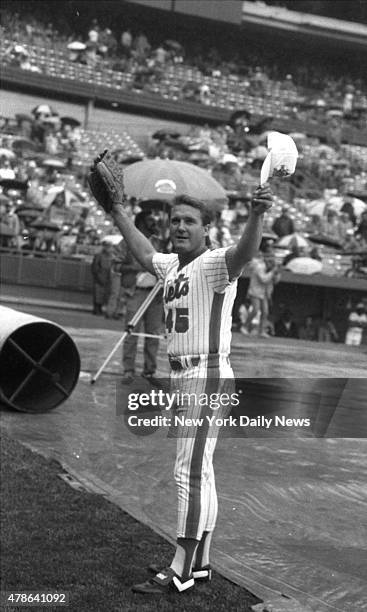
[{"left": 0, "top": 306, "right": 80, "bottom": 412}]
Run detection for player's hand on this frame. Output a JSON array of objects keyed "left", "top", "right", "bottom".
[{"left": 250, "top": 183, "right": 273, "bottom": 216}]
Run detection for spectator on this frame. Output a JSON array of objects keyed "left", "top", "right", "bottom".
[
  {"left": 321, "top": 209, "right": 340, "bottom": 237},
  {"left": 120, "top": 208, "right": 164, "bottom": 383},
  {"left": 120, "top": 29, "right": 132, "bottom": 56},
  {"left": 208, "top": 215, "right": 234, "bottom": 249},
  {"left": 238, "top": 297, "right": 253, "bottom": 335},
  {"left": 306, "top": 214, "right": 324, "bottom": 235},
  {"left": 154, "top": 44, "right": 167, "bottom": 66},
  {"left": 0, "top": 158, "right": 16, "bottom": 180},
  {"left": 91, "top": 241, "right": 114, "bottom": 315},
  {"left": 310, "top": 246, "right": 322, "bottom": 261},
  {"left": 134, "top": 31, "right": 150, "bottom": 59},
  {"left": 105, "top": 240, "right": 127, "bottom": 320},
  {"left": 242, "top": 250, "right": 280, "bottom": 338},
  {"left": 355, "top": 210, "right": 367, "bottom": 244},
  {"left": 299, "top": 315, "right": 318, "bottom": 341},
  {"left": 345, "top": 302, "right": 367, "bottom": 346},
  {"left": 341, "top": 196, "right": 357, "bottom": 226},
  {"left": 337, "top": 211, "right": 354, "bottom": 241},
  {"left": 318, "top": 317, "right": 339, "bottom": 342},
  {"left": 250, "top": 66, "right": 267, "bottom": 93},
  {"left": 281, "top": 73, "right": 297, "bottom": 94},
  {"left": 274, "top": 309, "right": 299, "bottom": 339},
  {"left": 199, "top": 83, "right": 211, "bottom": 105},
  {"left": 272, "top": 205, "right": 295, "bottom": 237}
]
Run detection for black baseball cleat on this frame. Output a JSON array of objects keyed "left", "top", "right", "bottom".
[
  {"left": 132, "top": 567, "right": 194, "bottom": 594},
  {"left": 192, "top": 564, "right": 212, "bottom": 582}
]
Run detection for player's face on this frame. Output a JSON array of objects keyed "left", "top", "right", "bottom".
[{"left": 170, "top": 204, "right": 208, "bottom": 257}]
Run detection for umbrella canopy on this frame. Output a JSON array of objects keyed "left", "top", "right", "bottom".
[
  {"left": 152, "top": 129, "right": 181, "bottom": 140},
  {"left": 307, "top": 199, "right": 327, "bottom": 217},
  {"left": 0, "top": 179, "right": 28, "bottom": 191},
  {"left": 330, "top": 197, "right": 367, "bottom": 217},
  {"left": 0, "top": 148, "right": 16, "bottom": 159},
  {"left": 308, "top": 233, "right": 344, "bottom": 250},
  {"left": 346, "top": 190, "right": 367, "bottom": 202},
  {"left": 61, "top": 116, "right": 81, "bottom": 128},
  {"left": 31, "top": 221, "right": 61, "bottom": 231},
  {"left": 307, "top": 196, "right": 344, "bottom": 217},
  {"left": 261, "top": 231, "right": 278, "bottom": 241},
  {"left": 14, "top": 44, "right": 28, "bottom": 55},
  {"left": 289, "top": 132, "right": 307, "bottom": 141},
  {"left": 123, "top": 159, "right": 228, "bottom": 208},
  {"left": 16, "top": 203, "right": 44, "bottom": 212},
  {"left": 67, "top": 41, "right": 86, "bottom": 51},
  {"left": 164, "top": 39, "right": 183, "bottom": 51},
  {"left": 102, "top": 234, "right": 123, "bottom": 245},
  {"left": 277, "top": 233, "right": 309, "bottom": 249},
  {"left": 32, "top": 104, "right": 56, "bottom": 117},
  {"left": 42, "top": 158, "right": 67, "bottom": 169},
  {"left": 285, "top": 257, "right": 323, "bottom": 275},
  {"left": 42, "top": 186, "right": 84, "bottom": 208},
  {"left": 16, "top": 209, "right": 42, "bottom": 219}
]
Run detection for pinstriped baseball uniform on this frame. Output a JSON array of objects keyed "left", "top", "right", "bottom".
[{"left": 153, "top": 247, "right": 237, "bottom": 539}]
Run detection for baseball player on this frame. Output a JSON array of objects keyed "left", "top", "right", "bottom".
[{"left": 88, "top": 159, "right": 273, "bottom": 594}]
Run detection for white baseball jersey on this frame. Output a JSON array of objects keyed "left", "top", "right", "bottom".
[{"left": 152, "top": 247, "right": 237, "bottom": 358}]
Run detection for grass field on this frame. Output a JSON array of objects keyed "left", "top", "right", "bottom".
[{"left": 0, "top": 431, "right": 261, "bottom": 612}]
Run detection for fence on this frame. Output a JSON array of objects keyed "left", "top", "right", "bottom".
[{"left": 0, "top": 250, "right": 93, "bottom": 292}]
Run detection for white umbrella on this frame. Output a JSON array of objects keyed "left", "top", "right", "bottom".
[
  {"left": 0, "top": 148, "right": 16, "bottom": 159},
  {"left": 285, "top": 257, "right": 323, "bottom": 275},
  {"left": 32, "top": 104, "right": 56, "bottom": 117},
  {"left": 102, "top": 235, "right": 123, "bottom": 245},
  {"left": 307, "top": 196, "right": 344, "bottom": 217},
  {"left": 277, "top": 233, "right": 309, "bottom": 249},
  {"left": 289, "top": 132, "right": 307, "bottom": 140},
  {"left": 14, "top": 44, "right": 28, "bottom": 55},
  {"left": 307, "top": 199, "right": 327, "bottom": 216},
  {"left": 67, "top": 41, "right": 86, "bottom": 51},
  {"left": 329, "top": 197, "right": 366, "bottom": 217}
]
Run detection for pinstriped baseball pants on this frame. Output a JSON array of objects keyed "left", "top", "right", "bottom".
[{"left": 170, "top": 355, "right": 234, "bottom": 540}]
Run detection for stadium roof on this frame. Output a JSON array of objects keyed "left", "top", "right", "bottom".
[{"left": 242, "top": 1, "right": 367, "bottom": 48}]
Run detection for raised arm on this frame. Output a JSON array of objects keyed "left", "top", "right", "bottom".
[
  {"left": 110, "top": 204, "right": 156, "bottom": 274},
  {"left": 225, "top": 183, "right": 273, "bottom": 280},
  {"left": 87, "top": 150, "right": 156, "bottom": 274}
]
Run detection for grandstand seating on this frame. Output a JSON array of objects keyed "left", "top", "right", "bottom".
[{"left": 0, "top": 39, "right": 313, "bottom": 121}]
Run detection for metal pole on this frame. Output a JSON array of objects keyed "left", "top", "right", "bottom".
[{"left": 90, "top": 280, "right": 163, "bottom": 384}]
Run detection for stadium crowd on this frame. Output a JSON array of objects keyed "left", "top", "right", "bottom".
[
  {"left": 1, "top": 8, "right": 367, "bottom": 131},
  {"left": 1, "top": 5, "right": 367, "bottom": 344},
  {"left": 1, "top": 102, "right": 367, "bottom": 272}
]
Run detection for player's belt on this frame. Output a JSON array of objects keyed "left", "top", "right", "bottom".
[
  {"left": 169, "top": 354, "right": 229, "bottom": 371},
  {"left": 169, "top": 356, "right": 200, "bottom": 371}
]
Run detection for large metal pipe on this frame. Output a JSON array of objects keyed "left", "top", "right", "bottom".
[{"left": 0, "top": 306, "right": 80, "bottom": 412}]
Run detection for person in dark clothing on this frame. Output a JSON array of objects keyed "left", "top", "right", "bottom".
[
  {"left": 274, "top": 310, "right": 299, "bottom": 339},
  {"left": 355, "top": 211, "right": 367, "bottom": 244},
  {"left": 91, "top": 241, "right": 114, "bottom": 315},
  {"left": 120, "top": 208, "right": 165, "bottom": 383},
  {"left": 272, "top": 206, "right": 295, "bottom": 238}
]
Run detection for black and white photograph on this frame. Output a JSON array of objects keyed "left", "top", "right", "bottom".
[{"left": 0, "top": 1, "right": 366, "bottom": 611}]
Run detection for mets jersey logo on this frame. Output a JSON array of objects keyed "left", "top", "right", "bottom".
[{"left": 164, "top": 273, "right": 189, "bottom": 304}]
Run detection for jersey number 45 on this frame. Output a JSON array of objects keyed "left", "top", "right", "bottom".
[{"left": 165, "top": 307, "right": 189, "bottom": 333}]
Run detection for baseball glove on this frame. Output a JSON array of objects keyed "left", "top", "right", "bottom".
[{"left": 87, "top": 149, "right": 126, "bottom": 214}]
